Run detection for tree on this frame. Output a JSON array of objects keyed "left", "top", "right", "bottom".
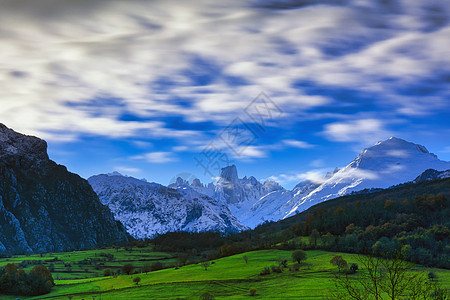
[
  {"left": 249, "top": 287, "right": 257, "bottom": 296},
  {"left": 122, "top": 264, "right": 134, "bottom": 275},
  {"left": 309, "top": 229, "right": 320, "bottom": 247},
  {"left": 133, "top": 276, "right": 141, "bottom": 285},
  {"left": 243, "top": 255, "right": 248, "bottom": 264},
  {"left": 330, "top": 255, "right": 348, "bottom": 273},
  {"left": 103, "top": 268, "right": 112, "bottom": 276},
  {"left": 142, "top": 264, "right": 152, "bottom": 274},
  {"left": 292, "top": 250, "right": 307, "bottom": 264},
  {"left": 332, "top": 251, "right": 444, "bottom": 300},
  {"left": 177, "top": 253, "right": 189, "bottom": 266},
  {"left": 201, "top": 261, "right": 210, "bottom": 271},
  {"left": 151, "top": 261, "right": 163, "bottom": 271}
]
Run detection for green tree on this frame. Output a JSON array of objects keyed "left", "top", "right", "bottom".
[
  {"left": 330, "top": 255, "right": 348, "bottom": 273},
  {"left": 201, "top": 261, "right": 210, "bottom": 271},
  {"left": 103, "top": 268, "right": 112, "bottom": 276},
  {"left": 133, "top": 276, "right": 141, "bottom": 285},
  {"left": 309, "top": 229, "right": 320, "bottom": 247},
  {"left": 292, "top": 250, "right": 307, "bottom": 264},
  {"left": 122, "top": 264, "right": 134, "bottom": 275},
  {"left": 177, "top": 253, "right": 189, "bottom": 266}
]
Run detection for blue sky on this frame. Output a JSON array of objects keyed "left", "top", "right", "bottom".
[{"left": 1, "top": 0, "right": 449, "bottom": 189}]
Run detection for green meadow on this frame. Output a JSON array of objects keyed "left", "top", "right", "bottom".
[{"left": 1, "top": 249, "right": 448, "bottom": 299}]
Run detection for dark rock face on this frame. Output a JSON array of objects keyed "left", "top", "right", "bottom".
[{"left": 0, "top": 124, "right": 128, "bottom": 253}]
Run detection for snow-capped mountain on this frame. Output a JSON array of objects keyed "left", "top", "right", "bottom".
[
  {"left": 285, "top": 137, "right": 450, "bottom": 217},
  {"left": 88, "top": 137, "right": 450, "bottom": 234},
  {"left": 213, "top": 165, "right": 290, "bottom": 227},
  {"left": 88, "top": 173, "right": 247, "bottom": 239}
]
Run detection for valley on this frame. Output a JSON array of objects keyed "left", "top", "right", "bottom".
[{"left": 1, "top": 248, "right": 448, "bottom": 299}]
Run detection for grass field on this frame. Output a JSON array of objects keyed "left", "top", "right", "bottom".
[
  {"left": 1, "top": 249, "right": 448, "bottom": 299},
  {"left": 0, "top": 246, "right": 176, "bottom": 280}
]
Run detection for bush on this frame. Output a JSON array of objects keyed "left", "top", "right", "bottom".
[
  {"left": 199, "top": 292, "right": 215, "bottom": 300},
  {"left": 348, "top": 263, "right": 358, "bottom": 274},
  {"left": 133, "top": 276, "right": 141, "bottom": 285},
  {"left": 260, "top": 267, "right": 271, "bottom": 276},
  {"left": 291, "top": 263, "right": 300, "bottom": 272},
  {"left": 270, "top": 265, "right": 282, "bottom": 273},
  {"left": 249, "top": 287, "right": 257, "bottom": 296}
]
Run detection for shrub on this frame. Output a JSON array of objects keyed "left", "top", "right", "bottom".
[
  {"left": 291, "top": 263, "right": 300, "bottom": 271},
  {"left": 199, "top": 292, "right": 215, "bottom": 300},
  {"left": 270, "top": 265, "right": 282, "bottom": 273},
  {"left": 249, "top": 287, "right": 257, "bottom": 296},
  {"left": 243, "top": 255, "right": 248, "bottom": 264},
  {"left": 348, "top": 263, "right": 358, "bottom": 274},
  {"left": 260, "top": 267, "right": 271, "bottom": 276}
]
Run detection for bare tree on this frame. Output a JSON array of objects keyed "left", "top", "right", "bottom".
[{"left": 332, "top": 251, "right": 444, "bottom": 300}]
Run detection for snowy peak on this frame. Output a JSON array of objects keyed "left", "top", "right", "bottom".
[
  {"left": 285, "top": 137, "right": 450, "bottom": 217},
  {"left": 88, "top": 173, "right": 247, "bottom": 238}
]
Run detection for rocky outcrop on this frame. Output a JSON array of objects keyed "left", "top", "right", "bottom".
[{"left": 0, "top": 124, "right": 128, "bottom": 253}]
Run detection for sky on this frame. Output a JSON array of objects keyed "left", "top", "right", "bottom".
[{"left": 0, "top": 0, "right": 449, "bottom": 189}]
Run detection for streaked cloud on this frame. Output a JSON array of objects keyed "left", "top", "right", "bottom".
[
  {"left": 134, "top": 151, "right": 177, "bottom": 163},
  {"left": 323, "top": 119, "right": 392, "bottom": 145},
  {"left": 282, "top": 139, "right": 315, "bottom": 149}
]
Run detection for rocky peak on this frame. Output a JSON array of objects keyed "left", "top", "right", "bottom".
[
  {"left": 219, "top": 165, "right": 239, "bottom": 184},
  {"left": 0, "top": 124, "right": 49, "bottom": 171}
]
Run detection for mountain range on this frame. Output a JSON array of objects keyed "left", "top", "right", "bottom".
[
  {"left": 1, "top": 122, "right": 449, "bottom": 245},
  {"left": 90, "top": 137, "right": 450, "bottom": 237}
]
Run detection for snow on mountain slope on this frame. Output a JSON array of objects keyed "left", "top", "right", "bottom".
[
  {"left": 209, "top": 165, "right": 291, "bottom": 228},
  {"left": 285, "top": 137, "right": 450, "bottom": 217},
  {"left": 88, "top": 173, "right": 247, "bottom": 239}
]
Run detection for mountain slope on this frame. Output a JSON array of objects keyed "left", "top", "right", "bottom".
[
  {"left": 0, "top": 124, "right": 129, "bottom": 253},
  {"left": 88, "top": 174, "right": 247, "bottom": 239},
  {"left": 285, "top": 137, "right": 450, "bottom": 217},
  {"left": 413, "top": 168, "right": 450, "bottom": 183}
]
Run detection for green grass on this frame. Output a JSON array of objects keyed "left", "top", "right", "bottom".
[
  {"left": 0, "top": 246, "right": 176, "bottom": 280},
  {"left": 1, "top": 249, "right": 448, "bottom": 299}
]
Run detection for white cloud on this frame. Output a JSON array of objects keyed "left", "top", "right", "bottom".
[
  {"left": 115, "top": 166, "right": 141, "bottom": 174},
  {"left": 267, "top": 169, "right": 329, "bottom": 186},
  {"left": 134, "top": 151, "right": 177, "bottom": 163},
  {"left": 323, "top": 119, "right": 392, "bottom": 145},
  {"left": 0, "top": 0, "right": 448, "bottom": 143},
  {"left": 282, "top": 139, "right": 315, "bottom": 149}
]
